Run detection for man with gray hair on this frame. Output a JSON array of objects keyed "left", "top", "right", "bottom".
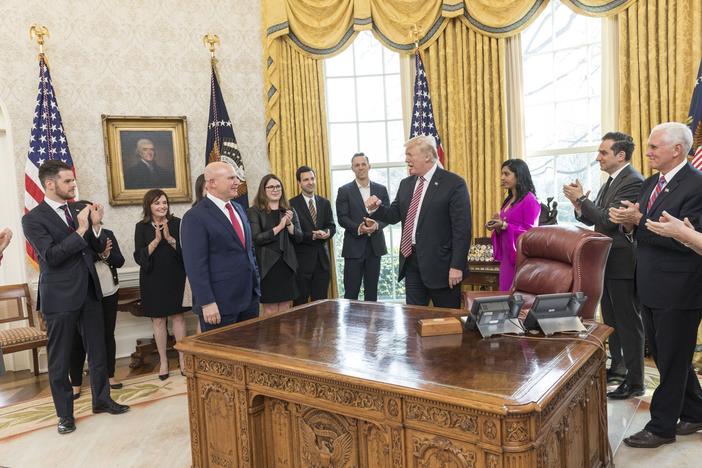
[
  {"left": 366, "top": 135, "right": 471, "bottom": 308},
  {"left": 123, "top": 138, "right": 176, "bottom": 189},
  {"left": 610, "top": 122, "right": 702, "bottom": 448}
]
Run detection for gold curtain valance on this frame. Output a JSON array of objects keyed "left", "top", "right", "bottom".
[
  {"left": 561, "top": 0, "right": 638, "bottom": 17},
  {"left": 262, "top": 0, "right": 637, "bottom": 56}
]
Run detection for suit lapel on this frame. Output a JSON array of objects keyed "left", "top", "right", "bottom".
[
  {"left": 204, "top": 198, "right": 242, "bottom": 247},
  {"left": 295, "top": 195, "right": 315, "bottom": 228},
  {"left": 600, "top": 167, "right": 629, "bottom": 207},
  {"left": 40, "top": 201, "right": 73, "bottom": 233},
  {"left": 416, "top": 168, "right": 443, "bottom": 228},
  {"left": 232, "top": 202, "right": 251, "bottom": 247},
  {"left": 351, "top": 182, "right": 367, "bottom": 214},
  {"left": 650, "top": 166, "right": 688, "bottom": 214}
]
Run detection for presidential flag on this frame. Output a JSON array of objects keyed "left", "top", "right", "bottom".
[
  {"left": 410, "top": 51, "right": 445, "bottom": 166},
  {"left": 205, "top": 61, "right": 248, "bottom": 206},
  {"left": 24, "top": 54, "right": 76, "bottom": 266},
  {"left": 688, "top": 58, "right": 702, "bottom": 169}
]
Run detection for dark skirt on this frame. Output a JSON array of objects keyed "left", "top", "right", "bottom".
[{"left": 261, "top": 259, "right": 297, "bottom": 303}]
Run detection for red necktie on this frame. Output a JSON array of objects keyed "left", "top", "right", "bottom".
[
  {"left": 400, "top": 176, "right": 425, "bottom": 258},
  {"left": 225, "top": 202, "right": 246, "bottom": 247},
  {"left": 647, "top": 175, "right": 666, "bottom": 212}
]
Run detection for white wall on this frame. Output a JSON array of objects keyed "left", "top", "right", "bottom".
[{"left": 0, "top": 0, "right": 269, "bottom": 371}]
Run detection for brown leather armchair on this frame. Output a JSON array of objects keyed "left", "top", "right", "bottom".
[{"left": 464, "top": 225, "right": 612, "bottom": 320}]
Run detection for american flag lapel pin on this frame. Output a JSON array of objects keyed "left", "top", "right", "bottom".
[{"left": 664, "top": 188, "right": 669, "bottom": 192}]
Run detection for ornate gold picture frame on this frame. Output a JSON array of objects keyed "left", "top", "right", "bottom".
[{"left": 102, "top": 115, "right": 191, "bottom": 205}]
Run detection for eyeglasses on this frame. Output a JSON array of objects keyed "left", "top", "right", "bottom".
[{"left": 265, "top": 185, "right": 282, "bottom": 191}]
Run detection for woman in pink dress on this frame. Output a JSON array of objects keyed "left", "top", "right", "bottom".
[{"left": 487, "top": 159, "right": 541, "bottom": 291}]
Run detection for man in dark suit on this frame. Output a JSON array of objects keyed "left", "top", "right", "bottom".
[
  {"left": 181, "top": 161, "right": 260, "bottom": 331},
  {"left": 123, "top": 138, "right": 175, "bottom": 189},
  {"left": 22, "top": 160, "right": 129, "bottom": 435},
  {"left": 366, "top": 135, "right": 471, "bottom": 308},
  {"left": 610, "top": 122, "right": 702, "bottom": 448},
  {"left": 563, "top": 132, "right": 645, "bottom": 399},
  {"left": 289, "top": 166, "right": 336, "bottom": 306},
  {"left": 336, "top": 153, "right": 390, "bottom": 301}
]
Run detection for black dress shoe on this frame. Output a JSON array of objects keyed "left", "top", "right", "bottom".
[
  {"left": 676, "top": 421, "right": 702, "bottom": 435},
  {"left": 57, "top": 416, "right": 76, "bottom": 434},
  {"left": 606, "top": 369, "right": 626, "bottom": 384},
  {"left": 623, "top": 429, "right": 675, "bottom": 448},
  {"left": 93, "top": 401, "right": 130, "bottom": 415},
  {"left": 72, "top": 392, "right": 81, "bottom": 400},
  {"left": 607, "top": 383, "right": 645, "bottom": 400},
  {"left": 110, "top": 383, "right": 123, "bottom": 390},
  {"left": 159, "top": 372, "right": 170, "bottom": 381}
]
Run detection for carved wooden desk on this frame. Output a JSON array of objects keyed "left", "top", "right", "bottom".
[{"left": 177, "top": 300, "right": 612, "bottom": 468}]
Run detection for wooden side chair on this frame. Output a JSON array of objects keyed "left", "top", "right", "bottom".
[{"left": 0, "top": 283, "right": 48, "bottom": 375}]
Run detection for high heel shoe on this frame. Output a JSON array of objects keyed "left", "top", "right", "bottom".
[{"left": 158, "top": 363, "right": 169, "bottom": 381}]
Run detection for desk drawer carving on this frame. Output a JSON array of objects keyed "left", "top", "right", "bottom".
[
  {"left": 405, "top": 399, "right": 479, "bottom": 436},
  {"left": 408, "top": 430, "right": 478, "bottom": 468},
  {"left": 247, "top": 367, "right": 385, "bottom": 414}
]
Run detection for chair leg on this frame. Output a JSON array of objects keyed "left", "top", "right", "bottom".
[{"left": 32, "top": 348, "right": 40, "bottom": 376}]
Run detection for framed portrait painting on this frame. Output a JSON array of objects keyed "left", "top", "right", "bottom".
[{"left": 102, "top": 115, "right": 192, "bottom": 205}]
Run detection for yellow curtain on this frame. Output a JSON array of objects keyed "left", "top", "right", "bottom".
[
  {"left": 618, "top": 0, "right": 702, "bottom": 177},
  {"left": 422, "top": 19, "right": 507, "bottom": 238},
  {"left": 264, "top": 37, "right": 338, "bottom": 297},
  {"left": 267, "top": 38, "right": 331, "bottom": 199}
]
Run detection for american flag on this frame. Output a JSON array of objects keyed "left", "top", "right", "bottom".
[
  {"left": 688, "top": 59, "right": 702, "bottom": 169},
  {"left": 24, "top": 55, "right": 76, "bottom": 266},
  {"left": 410, "top": 51, "right": 445, "bottom": 166},
  {"left": 205, "top": 60, "right": 248, "bottom": 207}
]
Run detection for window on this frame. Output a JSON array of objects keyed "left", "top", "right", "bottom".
[
  {"left": 522, "top": 3, "right": 603, "bottom": 224},
  {"left": 324, "top": 31, "right": 407, "bottom": 301}
]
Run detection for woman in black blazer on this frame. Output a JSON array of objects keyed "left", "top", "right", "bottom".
[
  {"left": 70, "top": 227, "right": 125, "bottom": 398},
  {"left": 248, "top": 174, "right": 302, "bottom": 317}
]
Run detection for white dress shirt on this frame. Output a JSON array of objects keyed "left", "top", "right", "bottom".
[
  {"left": 609, "top": 162, "right": 630, "bottom": 181},
  {"left": 206, "top": 192, "right": 244, "bottom": 228},
  {"left": 411, "top": 162, "right": 438, "bottom": 244},
  {"left": 302, "top": 193, "right": 316, "bottom": 214},
  {"left": 356, "top": 179, "right": 372, "bottom": 235},
  {"left": 44, "top": 197, "right": 102, "bottom": 237}
]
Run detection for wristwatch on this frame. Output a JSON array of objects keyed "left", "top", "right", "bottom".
[{"left": 577, "top": 195, "right": 588, "bottom": 204}]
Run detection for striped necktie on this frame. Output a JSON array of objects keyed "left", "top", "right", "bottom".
[
  {"left": 647, "top": 175, "right": 666, "bottom": 212},
  {"left": 400, "top": 176, "right": 425, "bottom": 258},
  {"left": 308, "top": 199, "right": 317, "bottom": 226}
]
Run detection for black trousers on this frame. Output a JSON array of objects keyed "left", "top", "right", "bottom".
[
  {"left": 343, "top": 242, "right": 381, "bottom": 302},
  {"left": 403, "top": 253, "right": 460, "bottom": 308},
  {"left": 44, "top": 287, "right": 111, "bottom": 418},
  {"left": 601, "top": 278, "right": 644, "bottom": 386},
  {"left": 70, "top": 293, "right": 119, "bottom": 385},
  {"left": 641, "top": 305, "right": 702, "bottom": 437},
  {"left": 294, "top": 255, "right": 330, "bottom": 306}
]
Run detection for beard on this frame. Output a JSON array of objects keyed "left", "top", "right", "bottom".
[{"left": 54, "top": 185, "right": 75, "bottom": 201}]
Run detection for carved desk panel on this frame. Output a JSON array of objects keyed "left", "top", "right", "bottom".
[{"left": 177, "top": 300, "right": 612, "bottom": 468}]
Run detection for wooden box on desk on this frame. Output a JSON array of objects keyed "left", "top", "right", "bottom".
[{"left": 416, "top": 317, "right": 463, "bottom": 336}]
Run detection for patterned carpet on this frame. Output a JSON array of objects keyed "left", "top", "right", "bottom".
[{"left": 0, "top": 373, "right": 187, "bottom": 440}]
